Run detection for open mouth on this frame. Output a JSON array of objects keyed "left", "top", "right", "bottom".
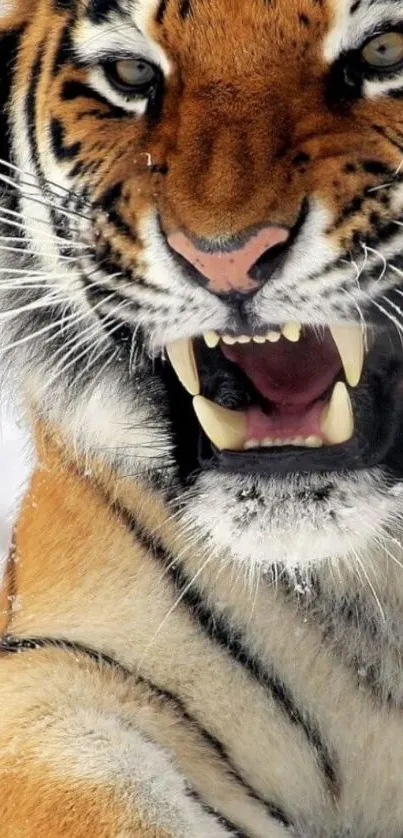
[{"left": 165, "top": 322, "right": 403, "bottom": 477}]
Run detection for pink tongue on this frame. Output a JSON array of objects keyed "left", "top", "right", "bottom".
[
  {"left": 222, "top": 331, "right": 342, "bottom": 442},
  {"left": 222, "top": 331, "right": 341, "bottom": 406}
]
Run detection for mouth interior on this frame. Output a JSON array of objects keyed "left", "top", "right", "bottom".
[
  {"left": 220, "top": 330, "right": 342, "bottom": 446},
  {"left": 163, "top": 319, "right": 403, "bottom": 477}
]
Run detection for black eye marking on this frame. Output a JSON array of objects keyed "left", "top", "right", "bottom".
[{"left": 61, "top": 80, "right": 129, "bottom": 120}]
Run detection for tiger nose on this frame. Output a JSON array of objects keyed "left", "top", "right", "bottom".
[{"left": 167, "top": 226, "right": 290, "bottom": 297}]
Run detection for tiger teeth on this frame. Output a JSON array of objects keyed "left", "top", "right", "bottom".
[
  {"left": 166, "top": 339, "right": 200, "bottom": 396},
  {"left": 329, "top": 324, "right": 365, "bottom": 388},
  {"left": 243, "top": 436, "right": 323, "bottom": 450},
  {"left": 282, "top": 322, "right": 302, "bottom": 343},
  {"left": 204, "top": 331, "right": 220, "bottom": 348},
  {"left": 193, "top": 396, "right": 246, "bottom": 451},
  {"left": 320, "top": 381, "right": 354, "bottom": 445},
  {"left": 203, "top": 325, "right": 302, "bottom": 346}
]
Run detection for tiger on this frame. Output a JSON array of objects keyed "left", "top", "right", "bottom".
[{"left": 2, "top": 0, "right": 403, "bottom": 835}]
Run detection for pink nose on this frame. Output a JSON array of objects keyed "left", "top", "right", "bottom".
[{"left": 168, "top": 226, "right": 290, "bottom": 296}]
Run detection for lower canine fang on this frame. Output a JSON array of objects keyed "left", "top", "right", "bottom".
[{"left": 193, "top": 396, "right": 246, "bottom": 451}]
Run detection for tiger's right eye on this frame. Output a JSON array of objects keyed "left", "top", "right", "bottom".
[
  {"left": 362, "top": 32, "right": 403, "bottom": 71},
  {"left": 105, "top": 58, "right": 158, "bottom": 95}
]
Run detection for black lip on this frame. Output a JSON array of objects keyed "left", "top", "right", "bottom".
[{"left": 199, "top": 436, "right": 383, "bottom": 477}]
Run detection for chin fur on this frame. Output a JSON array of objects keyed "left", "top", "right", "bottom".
[{"left": 178, "top": 469, "right": 403, "bottom": 573}]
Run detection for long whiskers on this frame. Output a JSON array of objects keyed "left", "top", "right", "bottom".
[{"left": 0, "top": 158, "right": 91, "bottom": 206}]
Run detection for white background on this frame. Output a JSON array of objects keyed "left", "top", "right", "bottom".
[{"left": 0, "top": 395, "right": 31, "bottom": 570}]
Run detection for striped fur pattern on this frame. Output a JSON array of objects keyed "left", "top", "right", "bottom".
[
  {"left": 1, "top": 0, "right": 403, "bottom": 835},
  {"left": 2, "top": 431, "right": 403, "bottom": 837}
]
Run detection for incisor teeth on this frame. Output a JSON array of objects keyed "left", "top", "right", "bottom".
[
  {"left": 305, "top": 436, "right": 323, "bottom": 448},
  {"left": 166, "top": 339, "right": 200, "bottom": 396},
  {"left": 243, "top": 436, "right": 324, "bottom": 450},
  {"left": 267, "top": 331, "right": 281, "bottom": 343},
  {"left": 222, "top": 335, "right": 237, "bottom": 345},
  {"left": 282, "top": 322, "right": 302, "bottom": 343},
  {"left": 204, "top": 331, "right": 220, "bottom": 349},
  {"left": 193, "top": 396, "right": 246, "bottom": 451},
  {"left": 329, "top": 324, "right": 365, "bottom": 388},
  {"left": 320, "top": 381, "right": 354, "bottom": 445}
]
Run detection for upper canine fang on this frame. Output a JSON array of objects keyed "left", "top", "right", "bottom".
[
  {"left": 329, "top": 325, "right": 365, "bottom": 388},
  {"left": 166, "top": 340, "right": 200, "bottom": 396}
]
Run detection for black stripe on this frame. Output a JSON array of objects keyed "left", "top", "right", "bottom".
[
  {"left": 156, "top": 0, "right": 169, "bottom": 23},
  {"left": 188, "top": 791, "right": 249, "bottom": 838},
  {"left": 0, "top": 28, "right": 25, "bottom": 170},
  {"left": 50, "top": 117, "right": 81, "bottom": 160},
  {"left": 372, "top": 123, "right": 403, "bottom": 154},
  {"left": 87, "top": 0, "right": 122, "bottom": 24},
  {"left": 179, "top": 0, "right": 192, "bottom": 18},
  {"left": 0, "top": 634, "right": 291, "bottom": 834},
  {"left": 93, "top": 182, "right": 138, "bottom": 240},
  {"left": 61, "top": 80, "right": 129, "bottom": 119},
  {"left": 53, "top": 0, "right": 76, "bottom": 9},
  {"left": 24, "top": 41, "right": 78, "bottom": 249},
  {"left": 25, "top": 41, "right": 46, "bottom": 181},
  {"left": 52, "top": 21, "right": 74, "bottom": 75},
  {"left": 114, "top": 503, "right": 340, "bottom": 799}
]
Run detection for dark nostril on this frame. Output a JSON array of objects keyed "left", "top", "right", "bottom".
[
  {"left": 248, "top": 201, "right": 308, "bottom": 286},
  {"left": 248, "top": 238, "right": 291, "bottom": 285}
]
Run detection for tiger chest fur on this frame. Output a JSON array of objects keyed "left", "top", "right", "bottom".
[{"left": 1, "top": 0, "right": 403, "bottom": 836}]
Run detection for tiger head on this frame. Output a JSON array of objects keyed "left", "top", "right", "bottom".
[{"left": 1, "top": 0, "right": 403, "bottom": 574}]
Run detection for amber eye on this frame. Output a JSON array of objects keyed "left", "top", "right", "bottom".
[
  {"left": 362, "top": 32, "right": 403, "bottom": 70},
  {"left": 106, "top": 58, "right": 158, "bottom": 93}
]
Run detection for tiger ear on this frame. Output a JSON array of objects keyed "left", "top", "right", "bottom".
[{"left": 0, "top": 0, "right": 39, "bottom": 31}]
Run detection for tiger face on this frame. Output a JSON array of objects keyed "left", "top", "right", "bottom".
[{"left": 2, "top": 0, "right": 403, "bottom": 573}]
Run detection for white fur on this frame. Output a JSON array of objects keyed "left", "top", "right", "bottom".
[
  {"left": 181, "top": 469, "right": 403, "bottom": 573},
  {"left": 46, "top": 707, "right": 232, "bottom": 838}
]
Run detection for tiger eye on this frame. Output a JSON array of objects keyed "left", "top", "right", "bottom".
[
  {"left": 362, "top": 32, "right": 403, "bottom": 69},
  {"left": 113, "top": 59, "right": 156, "bottom": 88}
]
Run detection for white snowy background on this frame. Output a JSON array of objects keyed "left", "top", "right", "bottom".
[{"left": 0, "top": 392, "right": 31, "bottom": 573}]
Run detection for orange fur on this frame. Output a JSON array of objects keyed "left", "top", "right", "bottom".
[{"left": 0, "top": 430, "right": 187, "bottom": 837}]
